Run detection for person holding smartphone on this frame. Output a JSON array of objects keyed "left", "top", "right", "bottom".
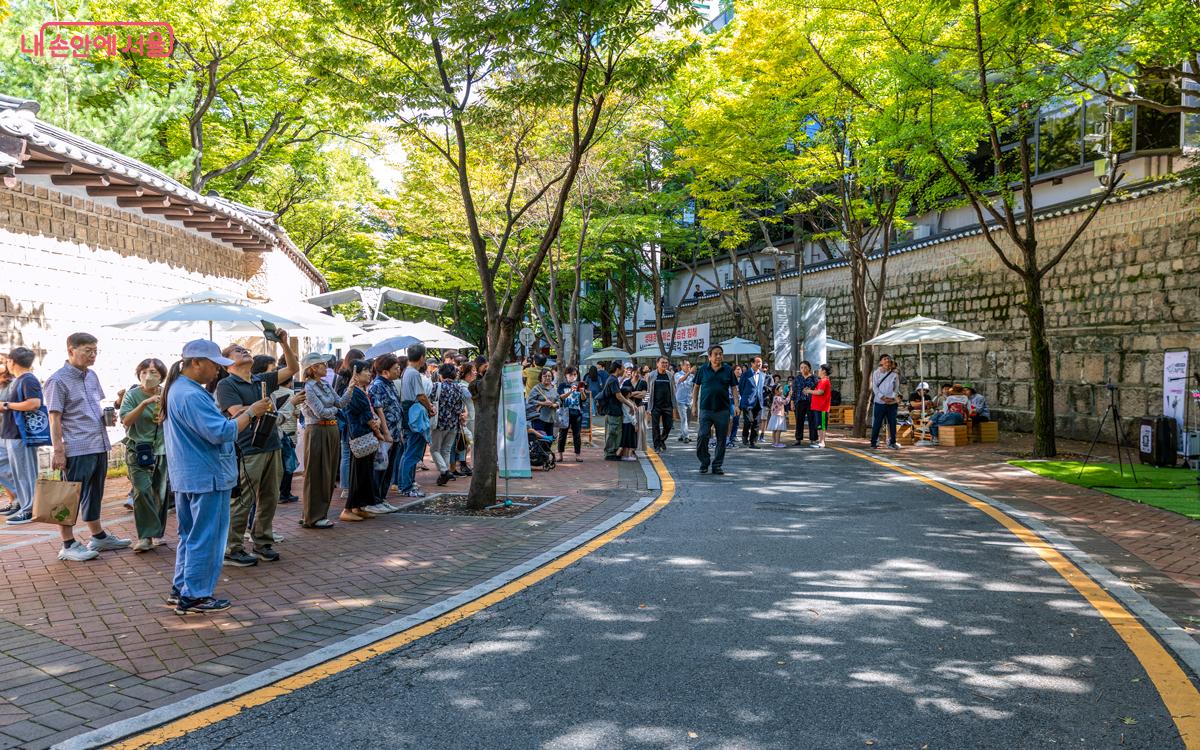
[{"left": 869, "top": 354, "right": 900, "bottom": 450}]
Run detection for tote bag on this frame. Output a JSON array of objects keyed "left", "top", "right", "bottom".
[{"left": 32, "top": 475, "right": 81, "bottom": 526}]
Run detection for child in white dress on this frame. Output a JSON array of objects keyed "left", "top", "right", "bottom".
[{"left": 767, "top": 386, "right": 789, "bottom": 447}]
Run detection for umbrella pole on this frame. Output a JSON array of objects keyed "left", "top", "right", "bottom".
[
  {"left": 208, "top": 320, "right": 213, "bottom": 342},
  {"left": 916, "top": 342, "right": 934, "bottom": 446}
]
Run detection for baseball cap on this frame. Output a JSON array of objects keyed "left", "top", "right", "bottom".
[{"left": 182, "top": 339, "right": 235, "bottom": 366}]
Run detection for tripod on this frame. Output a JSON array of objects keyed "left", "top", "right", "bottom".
[{"left": 1078, "top": 384, "right": 1137, "bottom": 482}]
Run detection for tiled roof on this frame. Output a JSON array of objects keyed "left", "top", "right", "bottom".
[{"left": 0, "top": 93, "right": 327, "bottom": 291}]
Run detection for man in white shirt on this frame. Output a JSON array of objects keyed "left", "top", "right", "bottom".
[
  {"left": 674, "top": 360, "right": 694, "bottom": 443},
  {"left": 869, "top": 354, "right": 900, "bottom": 450}
]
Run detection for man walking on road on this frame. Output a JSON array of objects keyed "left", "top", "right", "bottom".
[
  {"left": 645, "top": 356, "right": 677, "bottom": 452},
  {"left": 869, "top": 354, "right": 900, "bottom": 450},
  {"left": 600, "top": 360, "right": 624, "bottom": 461},
  {"left": 738, "top": 356, "right": 768, "bottom": 448},
  {"left": 691, "top": 345, "right": 739, "bottom": 475}
]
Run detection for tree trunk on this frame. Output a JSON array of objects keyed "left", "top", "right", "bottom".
[
  {"left": 467, "top": 320, "right": 516, "bottom": 509},
  {"left": 849, "top": 247, "right": 872, "bottom": 438},
  {"left": 1022, "top": 273, "right": 1056, "bottom": 457}
]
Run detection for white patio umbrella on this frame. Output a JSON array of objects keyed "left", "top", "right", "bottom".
[
  {"left": 717, "top": 337, "right": 762, "bottom": 356},
  {"left": 354, "top": 320, "right": 472, "bottom": 351},
  {"left": 584, "top": 346, "right": 632, "bottom": 364},
  {"left": 364, "top": 335, "right": 422, "bottom": 359},
  {"left": 107, "top": 290, "right": 302, "bottom": 341},
  {"left": 864, "top": 315, "right": 984, "bottom": 444}
]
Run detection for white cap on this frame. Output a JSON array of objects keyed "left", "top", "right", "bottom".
[{"left": 918, "top": 381, "right": 930, "bottom": 390}]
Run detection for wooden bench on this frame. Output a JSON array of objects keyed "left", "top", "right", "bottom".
[
  {"left": 827, "top": 404, "right": 855, "bottom": 426},
  {"left": 941, "top": 424, "right": 971, "bottom": 446},
  {"left": 972, "top": 421, "right": 998, "bottom": 443}
]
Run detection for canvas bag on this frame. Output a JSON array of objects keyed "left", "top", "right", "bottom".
[
  {"left": 32, "top": 473, "right": 81, "bottom": 526},
  {"left": 12, "top": 374, "right": 51, "bottom": 448}
]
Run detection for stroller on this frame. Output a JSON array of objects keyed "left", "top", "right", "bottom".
[{"left": 528, "top": 430, "right": 557, "bottom": 471}]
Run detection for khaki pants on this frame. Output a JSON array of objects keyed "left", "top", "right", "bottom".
[
  {"left": 228, "top": 450, "right": 282, "bottom": 554},
  {"left": 301, "top": 423, "right": 339, "bottom": 526}
]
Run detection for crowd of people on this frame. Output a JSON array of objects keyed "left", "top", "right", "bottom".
[
  {"left": 0, "top": 332, "right": 992, "bottom": 614},
  {"left": 0, "top": 332, "right": 486, "bottom": 615}
]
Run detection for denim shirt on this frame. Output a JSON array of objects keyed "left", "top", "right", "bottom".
[{"left": 164, "top": 375, "right": 239, "bottom": 493}]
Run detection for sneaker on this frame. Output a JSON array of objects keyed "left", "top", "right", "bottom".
[
  {"left": 123, "top": 497, "right": 134, "bottom": 509},
  {"left": 364, "top": 503, "right": 392, "bottom": 514},
  {"left": 166, "top": 588, "right": 181, "bottom": 606},
  {"left": 888, "top": 443, "right": 901, "bottom": 450},
  {"left": 278, "top": 495, "right": 299, "bottom": 504},
  {"left": 87, "top": 534, "right": 131, "bottom": 552},
  {"left": 402, "top": 488, "right": 426, "bottom": 498},
  {"left": 1, "top": 504, "right": 19, "bottom": 515},
  {"left": 134, "top": 538, "right": 154, "bottom": 553},
  {"left": 253, "top": 545, "right": 280, "bottom": 562},
  {"left": 699, "top": 466, "right": 709, "bottom": 474},
  {"left": 272, "top": 532, "right": 285, "bottom": 543},
  {"left": 712, "top": 468, "right": 725, "bottom": 475},
  {"left": 224, "top": 550, "right": 258, "bottom": 567},
  {"left": 175, "top": 596, "right": 232, "bottom": 616},
  {"left": 869, "top": 443, "right": 878, "bottom": 449},
  {"left": 58, "top": 544, "right": 99, "bottom": 562},
  {"left": 6, "top": 511, "right": 33, "bottom": 525}
]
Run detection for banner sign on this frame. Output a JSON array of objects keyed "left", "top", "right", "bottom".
[
  {"left": 637, "top": 323, "right": 710, "bottom": 355},
  {"left": 800, "top": 297, "right": 827, "bottom": 367},
  {"left": 772, "top": 295, "right": 800, "bottom": 372},
  {"left": 497, "top": 363, "right": 532, "bottom": 478},
  {"left": 1163, "top": 349, "right": 1189, "bottom": 446}
]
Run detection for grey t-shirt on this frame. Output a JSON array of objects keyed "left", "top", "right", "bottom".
[{"left": 399, "top": 366, "right": 428, "bottom": 403}]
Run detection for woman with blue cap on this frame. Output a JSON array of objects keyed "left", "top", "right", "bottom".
[{"left": 161, "top": 340, "right": 271, "bottom": 615}]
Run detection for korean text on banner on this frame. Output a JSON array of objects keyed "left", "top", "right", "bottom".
[
  {"left": 497, "top": 362, "right": 532, "bottom": 478},
  {"left": 636, "top": 323, "right": 710, "bottom": 355}
]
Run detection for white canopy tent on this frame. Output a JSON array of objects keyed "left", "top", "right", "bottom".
[
  {"left": 107, "top": 290, "right": 302, "bottom": 341},
  {"left": 307, "top": 286, "right": 447, "bottom": 318},
  {"left": 864, "top": 315, "right": 984, "bottom": 444}
]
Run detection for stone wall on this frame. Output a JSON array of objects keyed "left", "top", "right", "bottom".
[{"left": 673, "top": 184, "right": 1200, "bottom": 442}]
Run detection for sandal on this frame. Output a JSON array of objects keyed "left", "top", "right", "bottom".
[
  {"left": 338, "top": 510, "right": 362, "bottom": 522},
  {"left": 352, "top": 508, "right": 376, "bottom": 518}
]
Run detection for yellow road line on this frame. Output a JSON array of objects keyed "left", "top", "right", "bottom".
[
  {"left": 110, "top": 453, "right": 676, "bottom": 749},
  {"left": 836, "top": 446, "right": 1200, "bottom": 749}
]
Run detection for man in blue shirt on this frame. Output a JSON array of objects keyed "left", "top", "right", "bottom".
[
  {"left": 164, "top": 340, "right": 270, "bottom": 615},
  {"left": 690, "top": 345, "right": 740, "bottom": 475}
]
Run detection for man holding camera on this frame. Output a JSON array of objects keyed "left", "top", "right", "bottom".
[{"left": 215, "top": 331, "right": 299, "bottom": 567}]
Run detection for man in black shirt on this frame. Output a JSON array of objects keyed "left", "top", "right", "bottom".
[
  {"left": 645, "top": 356, "right": 677, "bottom": 451},
  {"left": 599, "top": 360, "right": 625, "bottom": 461},
  {"left": 690, "top": 345, "right": 740, "bottom": 475}
]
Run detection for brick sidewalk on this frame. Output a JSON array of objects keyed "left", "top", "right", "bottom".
[
  {"left": 0, "top": 438, "right": 647, "bottom": 749},
  {"left": 829, "top": 427, "right": 1200, "bottom": 597}
]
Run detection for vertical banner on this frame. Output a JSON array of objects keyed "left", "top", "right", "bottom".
[
  {"left": 497, "top": 362, "right": 532, "bottom": 478},
  {"left": 800, "top": 297, "right": 828, "bottom": 367},
  {"left": 772, "top": 295, "right": 800, "bottom": 372},
  {"left": 1163, "top": 349, "right": 1189, "bottom": 445}
]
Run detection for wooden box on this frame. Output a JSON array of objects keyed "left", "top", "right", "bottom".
[
  {"left": 897, "top": 424, "right": 916, "bottom": 445},
  {"left": 941, "top": 425, "right": 970, "bottom": 446},
  {"left": 827, "top": 404, "right": 855, "bottom": 426},
  {"left": 973, "top": 421, "right": 998, "bottom": 443}
]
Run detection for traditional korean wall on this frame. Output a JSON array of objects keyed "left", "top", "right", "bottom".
[
  {"left": 673, "top": 184, "right": 1200, "bottom": 442},
  {"left": 0, "top": 179, "right": 321, "bottom": 451}
]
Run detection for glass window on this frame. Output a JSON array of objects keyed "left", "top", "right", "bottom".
[
  {"left": 1135, "top": 80, "right": 1182, "bottom": 151},
  {"left": 1037, "top": 105, "right": 1083, "bottom": 173}
]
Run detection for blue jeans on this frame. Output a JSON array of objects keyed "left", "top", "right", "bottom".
[
  {"left": 871, "top": 402, "right": 899, "bottom": 446},
  {"left": 929, "top": 412, "right": 964, "bottom": 438},
  {"left": 173, "top": 490, "right": 232, "bottom": 600},
  {"left": 399, "top": 428, "right": 428, "bottom": 492},
  {"left": 339, "top": 433, "right": 351, "bottom": 488},
  {"left": 3, "top": 439, "right": 36, "bottom": 510}
]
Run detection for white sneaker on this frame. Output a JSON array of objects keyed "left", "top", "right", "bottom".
[
  {"left": 87, "top": 534, "right": 131, "bottom": 552},
  {"left": 59, "top": 544, "right": 99, "bottom": 562},
  {"left": 364, "top": 503, "right": 392, "bottom": 514},
  {"left": 380, "top": 503, "right": 400, "bottom": 512}
]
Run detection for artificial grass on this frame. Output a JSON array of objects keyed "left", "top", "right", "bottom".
[{"left": 1010, "top": 460, "right": 1200, "bottom": 520}]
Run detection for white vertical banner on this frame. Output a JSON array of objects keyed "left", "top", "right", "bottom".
[
  {"left": 498, "top": 363, "right": 532, "bottom": 478},
  {"left": 1163, "top": 349, "right": 1189, "bottom": 444},
  {"left": 772, "top": 295, "right": 800, "bottom": 372},
  {"left": 800, "top": 297, "right": 827, "bottom": 367}
]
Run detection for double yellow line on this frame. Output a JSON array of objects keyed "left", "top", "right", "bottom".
[
  {"left": 111, "top": 452, "right": 676, "bottom": 749},
  {"left": 839, "top": 446, "right": 1200, "bottom": 749}
]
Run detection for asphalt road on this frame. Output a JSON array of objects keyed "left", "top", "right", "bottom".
[{"left": 162, "top": 442, "right": 1188, "bottom": 750}]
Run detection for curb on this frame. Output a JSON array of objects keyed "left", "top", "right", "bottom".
[
  {"left": 838, "top": 447, "right": 1200, "bottom": 681},
  {"left": 55, "top": 453, "right": 671, "bottom": 750}
]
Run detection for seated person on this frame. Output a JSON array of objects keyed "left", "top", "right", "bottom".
[
  {"left": 929, "top": 385, "right": 971, "bottom": 442},
  {"left": 528, "top": 425, "right": 554, "bottom": 441},
  {"left": 965, "top": 386, "right": 990, "bottom": 422},
  {"left": 909, "top": 382, "right": 933, "bottom": 411}
]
